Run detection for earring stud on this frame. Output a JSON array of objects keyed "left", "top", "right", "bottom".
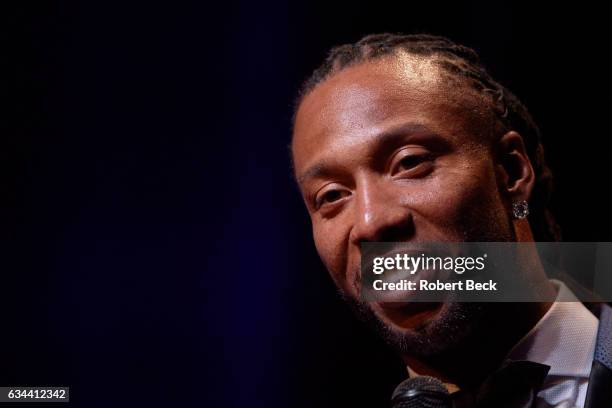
[{"left": 512, "top": 200, "right": 529, "bottom": 219}]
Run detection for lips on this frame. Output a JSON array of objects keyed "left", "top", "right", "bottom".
[
  {"left": 362, "top": 247, "right": 430, "bottom": 279},
  {"left": 360, "top": 245, "right": 452, "bottom": 301},
  {"left": 370, "top": 265, "right": 451, "bottom": 304},
  {"left": 356, "top": 243, "right": 458, "bottom": 329},
  {"left": 362, "top": 245, "right": 433, "bottom": 271}
]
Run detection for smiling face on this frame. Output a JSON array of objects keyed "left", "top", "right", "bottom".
[{"left": 292, "top": 52, "right": 521, "bottom": 356}]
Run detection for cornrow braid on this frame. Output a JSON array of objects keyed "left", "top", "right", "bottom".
[{"left": 294, "top": 33, "right": 560, "bottom": 242}]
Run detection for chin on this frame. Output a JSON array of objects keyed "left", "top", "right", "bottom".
[
  {"left": 374, "top": 301, "right": 447, "bottom": 332},
  {"left": 373, "top": 301, "right": 485, "bottom": 358},
  {"left": 339, "top": 289, "right": 485, "bottom": 357}
]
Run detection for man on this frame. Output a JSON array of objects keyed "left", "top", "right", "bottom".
[{"left": 291, "top": 34, "right": 607, "bottom": 407}]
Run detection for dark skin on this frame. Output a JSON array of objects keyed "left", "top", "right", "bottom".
[{"left": 292, "top": 53, "right": 555, "bottom": 389}]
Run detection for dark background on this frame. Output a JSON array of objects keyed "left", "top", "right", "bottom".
[{"left": 3, "top": 1, "right": 610, "bottom": 407}]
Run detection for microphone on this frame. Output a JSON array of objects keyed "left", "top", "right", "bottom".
[{"left": 391, "top": 376, "right": 453, "bottom": 408}]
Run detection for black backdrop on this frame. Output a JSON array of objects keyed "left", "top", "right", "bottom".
[{"left": 4, "top": 1, "right": 611, "bottom": 407}]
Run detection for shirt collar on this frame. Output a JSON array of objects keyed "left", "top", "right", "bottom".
[
  {"left": 407, "top": 279, "right": 599, "bottom": 386},
  {"left": 505, "top": 279, "right": 599, "bottom": 378}
]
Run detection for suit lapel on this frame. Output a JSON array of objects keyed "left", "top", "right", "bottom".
[{"left": 584, "top": 304, "right": 612, "bottom": 408}]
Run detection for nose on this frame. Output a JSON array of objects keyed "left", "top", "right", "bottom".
[{"left": 349, "top": 178, "right": 415, "bottom": 245}]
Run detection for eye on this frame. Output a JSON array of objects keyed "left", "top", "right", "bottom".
[
  {"left": 315, "top": 187, "right": 350, "bottom": 209},
  {"left": 391, "top": 148, "right": 433, "bottom": 177},
  {"left": 397, "top": 155, "right": 427, "bottom": 171}
]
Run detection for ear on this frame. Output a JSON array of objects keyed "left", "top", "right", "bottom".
[{"left": 494, "top": 130, "right": 535, "bottom": 202}]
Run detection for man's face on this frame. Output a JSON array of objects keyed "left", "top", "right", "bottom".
[{"left": 292, "top": 54, "right": 515, "bottom": 356}]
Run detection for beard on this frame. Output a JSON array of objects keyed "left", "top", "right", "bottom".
[
  {"left": 339, "top": 290, "right": 487, "bottom": 358},
  {"left": 338, "top": 200, "right": 517, "bottom": 359}
]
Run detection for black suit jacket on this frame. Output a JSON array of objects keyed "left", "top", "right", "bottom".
[{"left": 584, "top": 302, "right": 612, "bottom": 408}]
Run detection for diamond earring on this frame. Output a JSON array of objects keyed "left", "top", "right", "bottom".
[{"left": 512, "top": 200, "right": 529, "bottom": 219}]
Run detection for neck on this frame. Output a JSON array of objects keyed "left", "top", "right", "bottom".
[{"left": 402, "top": 228, "right": 556, "bottom": 388}]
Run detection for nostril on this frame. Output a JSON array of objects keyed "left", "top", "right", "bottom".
[
  {"left": 381, "top": 216, "right": 416, "bottom": 243},
  {"left": 378, "top": 223, "right": 415, "bottom": 242}
]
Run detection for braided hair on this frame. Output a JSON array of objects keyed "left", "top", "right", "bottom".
[{"left": 294, "top": 33, "right": 560, "bottom": 241}]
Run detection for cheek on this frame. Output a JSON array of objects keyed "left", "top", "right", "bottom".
[
  {"left": 407, "top": 161, "right": 506, "bottom": 237},
  {"left": 312, "top": 220, "right": 349, "bottom": 288}
]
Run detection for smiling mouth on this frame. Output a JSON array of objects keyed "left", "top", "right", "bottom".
[
  {"left": 356, "top": 246, "right": 437, "bottom": 292},
  {"left": 353, "top": 243, "right": 458, "bottom": 328},
  {"left": 366, "top": 266, "right": 451, "bottom": 329}
]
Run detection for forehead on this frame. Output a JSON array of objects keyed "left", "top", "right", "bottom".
[{"left": 292, "top": 54, "right": 485, "bottom": 173}]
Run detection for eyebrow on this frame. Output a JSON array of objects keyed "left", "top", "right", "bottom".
[{"left": 296, "top": 122, "right": 442, "bottom": 185}]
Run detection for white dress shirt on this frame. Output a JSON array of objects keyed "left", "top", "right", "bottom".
[
  {"left": 406, "top": 279, "right": 599, "bottom": 407},
  {"left": 506, "top": 279, "right": 599, "bottom": 408}
]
